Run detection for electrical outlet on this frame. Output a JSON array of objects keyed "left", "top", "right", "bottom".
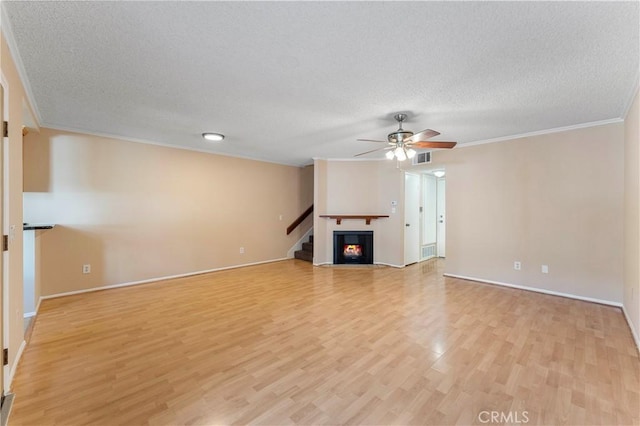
[
  {"left": 239, "top": 247, "right": 245, "bottom": 254},
  {"left": 541, "top": 265, "right": 549, "bottom": 274},
  {"left": 83, "top": 264, "right": 91, "bottom": 274},
  {"left": 514, "top": 261, "right": 521, "bottom": 271},
  {"left": 279, "top": 215, "right": 283, "bottom": 221}
]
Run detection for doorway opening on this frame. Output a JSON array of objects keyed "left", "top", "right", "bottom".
[{"left": 404, "top": 169, "right": 446, "bottom": 266}]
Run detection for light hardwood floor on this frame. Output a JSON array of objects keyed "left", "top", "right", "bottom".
[{"left": 9, "top": 259, "right": 639, "bottom": 425}]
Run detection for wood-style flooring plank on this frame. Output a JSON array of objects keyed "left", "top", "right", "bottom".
[{"left": 8, "top": 259, "right": 640, "bottom": 425}]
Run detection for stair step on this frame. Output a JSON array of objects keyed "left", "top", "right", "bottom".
[
  {"left": 294, "top": 235, "right": 314, "bottom": 263},
  {"left": 294, "top": 250, "right": 313, "bottom": 262}
]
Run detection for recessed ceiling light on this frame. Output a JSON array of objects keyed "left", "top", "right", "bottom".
[{"left": 202, "top": 132, "right": 225, "bottom": 142}]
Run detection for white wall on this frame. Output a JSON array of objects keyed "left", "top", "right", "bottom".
[
  {"left": 313, "top": 159, "right": 404, "bottom": 266},
  {"left": 22, "top": 231, "right": 34, "bottom": 315}
]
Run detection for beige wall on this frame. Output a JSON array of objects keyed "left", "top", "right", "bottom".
[
  {"left": 313, "top": 159, "right": 404, "bottom": 266},
  {"left": 1, "top": 31, "right": 26, "bottom": 381},
  {"left": 23, "top": 128, "right": 313, "bottom": 296},
  {"left": 431, "top": 123, "right": 625, "bottom": 303},
  {"left": 313, "top": 160, "right": 328, "bottom": 262},
  {"left": 299, "top": 164, "right": 314, "bottom": 212},
  {"left": 624, "top": 87, "right": 639, "bottom": 344}
]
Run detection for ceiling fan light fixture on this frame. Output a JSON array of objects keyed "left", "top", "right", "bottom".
[
  {"left": 202, "top": 132, "right": 225, "bottom": 142},
  {"left": 354, "top": 113, "right": 457, "bottom": 159}
]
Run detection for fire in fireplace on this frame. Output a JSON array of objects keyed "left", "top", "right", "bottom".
[
  {"left": 343, "top": 244, "right": 363, "bottom": 257},
  {"left": 334, "top": 231, "right": 373, "bottom": 264}
]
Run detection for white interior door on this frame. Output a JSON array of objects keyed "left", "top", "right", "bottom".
[
  {"left": 421, "top": 174, "right": 437, "bottom": 258},
  {"left": 436, "top": 178, "right": 446, "bottom": 257},
  {"left": 404, "top": 173, "right": 420, "bottom": 265},
  {"left": 0, "top": 84, "right": 4, "bottom": 398}
]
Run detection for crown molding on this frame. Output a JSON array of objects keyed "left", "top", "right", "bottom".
[{"left": 460, "top": 118, "right": 624, "bottom": 149}]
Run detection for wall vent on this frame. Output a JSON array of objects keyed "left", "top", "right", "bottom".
[
  {"left": 421, "top": 244, "right": 436, "bottom": 260},
  {"left": 413, "top": 151, "right": 431, "bottom": 165}
]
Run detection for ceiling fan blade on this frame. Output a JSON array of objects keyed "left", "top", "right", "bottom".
[
  {"left": 357, "top": 139, "right": 392, "bottom": 144},
  {"left": 354, "top": 146, "right": 394, "bottom": 157},
  {"left": 404, "top": 129, "right": 440, "bottom": 143},
  {"left": 407, "top": 141, "right": 457, "bottom": 149}
]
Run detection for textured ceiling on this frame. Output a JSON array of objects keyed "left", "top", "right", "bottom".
[{"left": 2, "top": 1, "right": 639, "bottom": 166}]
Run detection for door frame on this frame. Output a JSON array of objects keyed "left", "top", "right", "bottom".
[
  {"left": 436, "top": 177, "right": 446, "bottom": 258},
  {"left": 0, "top": 82, "right": 5, "bottom": 403}
]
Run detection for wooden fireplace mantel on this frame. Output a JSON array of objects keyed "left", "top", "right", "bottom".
[{"left": 319, "top": 214, "right": 389, "bottom": 225}]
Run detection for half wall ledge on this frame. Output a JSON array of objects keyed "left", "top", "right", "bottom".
[{"left": 318, "top": 215, "right": 389, "bottom": 225}]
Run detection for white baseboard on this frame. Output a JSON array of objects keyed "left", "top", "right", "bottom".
[
  {"left": 287, "top": 227, "right": 314, "bottom": 259},
  {"left": 24, "top": 297, "right": 43, "bottom": 320},
  {"left": 443, "top": 273, "right": 622, "bottom": 307},
  {"left": 41, "top": 257, "right": 289, "bottom": 301},
  {"left": 7, "top": 340, "right": 26, "bottom": 391},
  {"left": 375, "top": 262, "right": 405, "bottom": 268},
  {"left": 622, "top": 305, "right": 640, "bottom": 352},
  {"left": 34, "top": 297, "right": 42, "bottom": 316}
]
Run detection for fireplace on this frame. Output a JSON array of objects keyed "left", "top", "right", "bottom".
[{"left": 333, "top": 231, "right": 373, "bottom": 264}]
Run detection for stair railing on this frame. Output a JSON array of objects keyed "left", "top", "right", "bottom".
[{"left": 286, "top": 205, "right": 313, "bottom": 235}]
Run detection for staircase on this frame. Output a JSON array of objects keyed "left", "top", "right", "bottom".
[{"left": 294, "top": 235, "right": 313, "bottom": 262}]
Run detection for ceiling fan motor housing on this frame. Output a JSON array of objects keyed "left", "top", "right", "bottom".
[
  {"left": 388, "top": 130, "right": 413, "bottom": 143},
  {"left": 388, "top": 113, "right": 413, "bottom": 143}
]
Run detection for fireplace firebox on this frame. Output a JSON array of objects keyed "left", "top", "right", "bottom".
[{"left": 333, "top": 231, "right": 373, "bottom": 264}]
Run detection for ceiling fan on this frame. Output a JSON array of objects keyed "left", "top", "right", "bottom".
[{"left": 355, "top": 113, "right": 457, "bottom": 161}]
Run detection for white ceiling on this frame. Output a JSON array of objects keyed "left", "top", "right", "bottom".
[{"left": 2, "top": 1, "right": 638, "bottom": 166}]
